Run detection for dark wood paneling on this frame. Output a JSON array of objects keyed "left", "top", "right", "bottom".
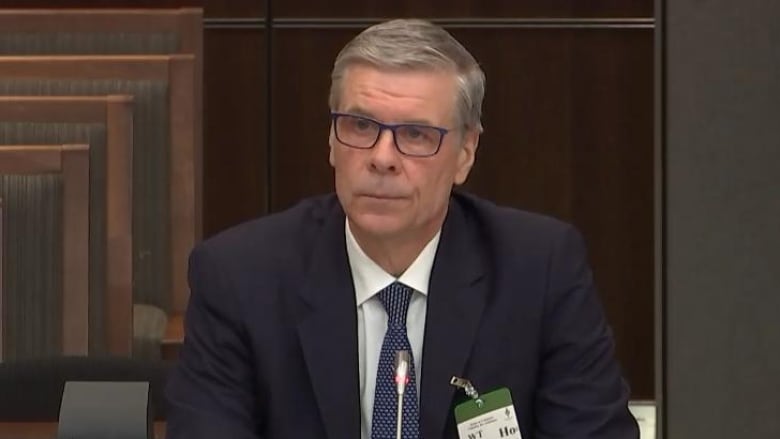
[
  {"left": 0, "top": 1, "right": 265, "bottom": 18},
  {"left": 0, "top": 1, "right": 202, "bottom": 7},
  {"left": 455, "top": 29, "right": 574, "bottom": 220},
  {"left": 569, "top": 30, "right": 654, "bottom": 400},
  {"left": 203, "top": 0, "right": 264, "bottom": 18},
  {"left": 203, "top": 27, "right": 267, "bottom": 237},
  {"left": 269, "top": 29, "right": 355, "bottom": 212},
  {"left": 272, "top": 27, "right": 653, "bottom": 398},
  {"left": 0, "top": 0, "right": 649, "bottom": 18},
  {"left": 273, "top": 1, "right": 651, "bottom": 19}
]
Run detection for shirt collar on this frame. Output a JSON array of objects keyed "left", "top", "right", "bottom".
[{"left": 345, "top": 219, "right": 441, "bottom": 306}]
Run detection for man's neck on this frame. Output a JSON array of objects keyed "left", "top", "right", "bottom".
[{"left": 349, "top": 223, "right": 441, "bottom": 277}]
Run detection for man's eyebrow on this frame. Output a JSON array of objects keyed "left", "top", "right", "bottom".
[
  {"left": 342, "top": 107, "right": 438, "bottom": 126},
  {"left": 400, "top": 118, "right": 439, "bottom": 126},
  {"left": 342, "top": 106, "right": 376, "bottom": 119}
]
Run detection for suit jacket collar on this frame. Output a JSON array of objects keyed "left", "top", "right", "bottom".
[
  {"left": 297, "top": 199, "right": 361, "bottom": 439},
  {"left": 420, "top": 195, "right": 489, "bottom": 439}
]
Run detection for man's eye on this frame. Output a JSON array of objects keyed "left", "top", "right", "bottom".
[
  {"left": 354, "top": 119, "right": 372, "bottom": 130},
  {"left": 406, "top": 127, "right": 423, "bottom": 139}
]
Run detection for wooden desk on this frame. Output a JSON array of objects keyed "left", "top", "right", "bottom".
[
  {"left": 161, "top": 314, "right": 184, "bottom": 361},
  {"left": 0, "top": 421, "right": 166, "bottom": 438}
]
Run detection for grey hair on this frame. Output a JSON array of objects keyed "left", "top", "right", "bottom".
[{"left": 329, "top": 19, "right": 485, "bottom": 132}]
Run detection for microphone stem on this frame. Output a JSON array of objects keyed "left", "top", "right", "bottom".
[{"left": 396, "top": 392, "right": 404, "bottom": 439}]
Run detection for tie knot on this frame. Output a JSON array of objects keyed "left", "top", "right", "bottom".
[{"left": 378, "top": 282, "right": 413, "bottom": 327}]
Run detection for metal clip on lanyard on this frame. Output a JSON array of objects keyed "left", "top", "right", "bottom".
[{"left": 449, "top": 376, "right": 484, "bottom": 408}]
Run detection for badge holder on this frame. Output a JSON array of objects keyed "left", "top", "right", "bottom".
[{"left": 450, "top": 376, "right": 523, "bottom": 439}]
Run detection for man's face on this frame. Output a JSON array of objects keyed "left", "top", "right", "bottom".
[{"left": 329, "top": 64, "right": 479, "bottom": 243}]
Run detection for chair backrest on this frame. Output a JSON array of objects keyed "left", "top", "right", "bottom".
[
  {"left": 628, "top": 400, "right": 656, "bottom": 439},
  {"left": 0, "top": 95, "right": 133, "bottom": 355},
  {"left": 0, "top": 144, "right": 89, "bottom": 360},
  {"left": 0, "top": 355, "right": 171, "bottom": 422},
  {"left": 0, "top": 55, "right": 200, "bottom": 317}
]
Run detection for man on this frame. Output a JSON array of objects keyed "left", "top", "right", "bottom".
[{"left": 166, "top": 19, "right": 639, "bottom": 439}]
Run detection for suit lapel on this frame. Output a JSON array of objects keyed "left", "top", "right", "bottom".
[
  {"left": 420, "top": 198, "right": 489, "bottom": 439},
  {"left": 297, "top": 204, "right": 361, "bottom": 439}
]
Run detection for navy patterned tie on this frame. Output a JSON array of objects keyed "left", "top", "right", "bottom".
[{"left": 371, "top": 282, "right": 420, "bottom": 439}]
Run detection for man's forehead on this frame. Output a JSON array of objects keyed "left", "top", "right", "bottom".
[
  {"left": 338, "top": 65, "right": 459, "bottom": 120},
  {"left": 340, "top": 62, "right": 457, "bottom": 81}
]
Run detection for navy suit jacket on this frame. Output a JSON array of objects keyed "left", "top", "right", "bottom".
[{"left": 166, "top": 192, "right": 639, "bottom": 439}]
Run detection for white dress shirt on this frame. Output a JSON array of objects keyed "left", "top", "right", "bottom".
[{"left": 345, "top": 220, "right": 441, "bottom": 439}]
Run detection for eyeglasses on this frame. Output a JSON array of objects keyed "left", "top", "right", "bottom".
[{"left": 330, "top": 112, "right": 451, "bottom": 157}]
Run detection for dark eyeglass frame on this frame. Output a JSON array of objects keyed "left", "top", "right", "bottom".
[{"left": 330, "top": 112, "right": 451, "bottom": 157}]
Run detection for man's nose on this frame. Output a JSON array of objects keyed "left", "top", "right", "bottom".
[{"left": 369, "top": 128, "right": 400, "bottom": 172}]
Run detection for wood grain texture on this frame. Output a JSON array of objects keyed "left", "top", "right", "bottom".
[
  {"left": 273, "top": 0, "right": 651, "bottom": 19},
  {"left": 60, "top": 144, "right": 90, "bottom": 355},
  {"left": 202, "top": 28, "right": 268, "bottom": 236}
]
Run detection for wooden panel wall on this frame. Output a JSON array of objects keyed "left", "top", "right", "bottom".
[{"left": 1, "top": 0, "right": 654, "bottom": 399}]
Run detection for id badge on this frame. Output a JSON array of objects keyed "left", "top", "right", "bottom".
[{"left": 454, "top": 387, "right": 522, "bottom": 439}]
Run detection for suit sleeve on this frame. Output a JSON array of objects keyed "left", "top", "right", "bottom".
[
  {"left": 165, "top": 244, "right": 262, "bottom": 439},
  {"left": 533, "top": 226, "right": 639, "bottom": 439}
]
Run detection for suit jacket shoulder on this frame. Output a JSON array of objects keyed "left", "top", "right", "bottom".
[
  {"left": 450, "top": 191, "right": 582, "bottom": 270},
  {"left": 192, "top": 194, "right": 344, "bottom": 290}
]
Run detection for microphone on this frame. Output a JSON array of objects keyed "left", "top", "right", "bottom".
[{"left": 394, "top": 351, "right": 411, "bottom": 439}]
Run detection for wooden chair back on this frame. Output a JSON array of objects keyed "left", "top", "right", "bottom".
[
  {"left": 0, "top": 144, "right": 90, "bottom": 359},
  {"left": 0, "top": 95, "right": 133, "bottom": 355}
]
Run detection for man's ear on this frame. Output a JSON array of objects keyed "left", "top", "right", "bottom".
[
  {"left": 328, "top": 125, "right": 337, "bottom": 168},
  {"left": 454, "top": 129, "right": 480, "bottom": 185}
]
